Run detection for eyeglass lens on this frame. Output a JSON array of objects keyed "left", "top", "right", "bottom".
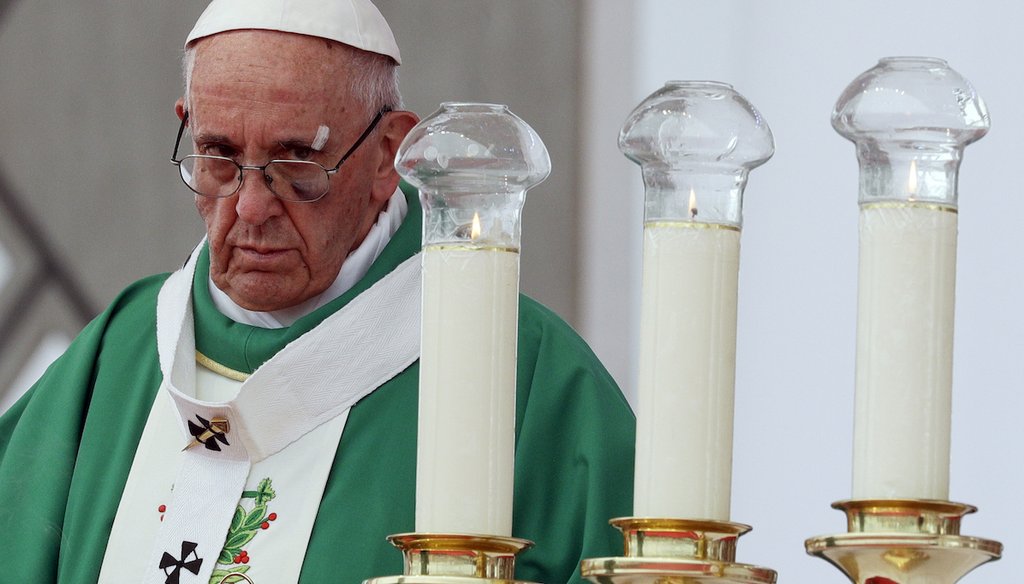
[{"left": 180, "top": 157, "right": 330, "bottom": 202}]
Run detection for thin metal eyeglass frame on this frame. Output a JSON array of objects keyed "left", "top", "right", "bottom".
[{"left": 169, "top": 106, "right": 392, "bottom": 203}]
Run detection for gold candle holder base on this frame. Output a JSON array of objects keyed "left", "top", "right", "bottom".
[
  {"left": 363, "top": 533, "right": 537, "bottom": 584},
  {"left": 580, "top": 517, "right": 777, "bottom": 584},
  {"left": 805, "top": 499, "right": 1002, "bottom": 584}
]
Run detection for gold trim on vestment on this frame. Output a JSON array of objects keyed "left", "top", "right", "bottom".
[{"left": 195, "top": 351, "right": 250, "bottom": 382}]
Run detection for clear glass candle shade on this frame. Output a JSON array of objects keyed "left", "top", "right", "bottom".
[
  {"left": 619, "top": 81, "right": 775, "bottom": 227},
  {"left": 641, "top": 166, "right": 746, "bottom": 226},
  {"left": 396, "top": 102, "right": 551, "bottom": 249},
  {"left": 833, "top": 57, "right": 990, "bottom": 207},
  {"left": 418, "top": 190, "right": 526, "bottom": 251}
]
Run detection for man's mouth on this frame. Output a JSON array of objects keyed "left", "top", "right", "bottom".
[{"left": 234, "top": 246, "right": 291, "bottom": 264}]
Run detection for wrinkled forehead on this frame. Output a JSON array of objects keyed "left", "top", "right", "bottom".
[{"left": 189, "top": 30, "right": 360, "bottom": 119}]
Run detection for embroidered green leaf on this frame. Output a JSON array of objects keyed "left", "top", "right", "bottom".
[
  {"left": 229, "top": 505, "right": 244, "bottom": 533},
  {"left": 254, "top": 477, "right": 276, "bottom": 505},
  {"left": 223, "top": 528, "right": 258, "bottom": 552},
  {"left": 217, "top": 548, "right": 235, "bottom": 565},
  {"left": 209, "top": 565, "right": 250, "bottom": 584},
  {"left": 214, "top": 478, "right": 277, "bottom": 577},
  {"left": 242, "top": 504, "right": 268, "bottom": 531}
]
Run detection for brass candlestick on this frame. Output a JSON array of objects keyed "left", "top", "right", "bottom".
[
  {"left": 805, "top": 499, "right": 1001, "bottom": 584},
  {"left": 581, "top": 80, "right": 776, "bottom": 584},
  {"left": 367, "top": 103, "right": 550, "bottom": 584},
  {"left": 364, "top": 533, "right": 536, "bottom": 584},
  {"left": 581, "top": 517, "right": 776, "bottom": 584}
]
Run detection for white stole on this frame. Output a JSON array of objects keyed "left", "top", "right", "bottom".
[{"left": 124, "top": 246, "right": 422, "bottom": 584}]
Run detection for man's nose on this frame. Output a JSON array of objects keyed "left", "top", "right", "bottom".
[{"left": 234, "top": 168, "right": 283, "bottom": 224}]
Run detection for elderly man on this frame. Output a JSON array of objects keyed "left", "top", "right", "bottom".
[{"left": 0, "top": 1, "right": 634, "bottom": 583}]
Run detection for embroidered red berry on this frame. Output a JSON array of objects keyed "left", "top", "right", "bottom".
[
  {"left": 233, "top": 555, "right": 241, "bottom": 563},
  {"left": 241, "top": 555, "right": 249, "bottom": 564},
  {"left": 261, "top": 521, "right": 270, "bottom": 530},
  {"left": 268, "top": 513, "right": 277, "bottom": 521},
  {"left": 158, "top": 504, "right": 167, "bottom": 513}
]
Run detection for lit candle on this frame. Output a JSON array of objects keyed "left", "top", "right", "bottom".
[
  {"left": 619, "top": 81, "right": 774, "bottom": 520},
  {"left": 417, "top": 213, "right": 519, "bottom": 534},
  {"left": 634, "top": 190, "right": 741, "bottom": 520},
  {"left": 852, "top": 162, "right": 956, "bottom": 500},
  {"left": 833, "top": 57, "right": 990, "bottom": 501},
  {"left": 395, "top": 102, "right": 550, "bottom": 535}
]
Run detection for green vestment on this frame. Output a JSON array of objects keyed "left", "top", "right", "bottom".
[{"left": 0, "top": 185, "right": 635, "bottom": 583}]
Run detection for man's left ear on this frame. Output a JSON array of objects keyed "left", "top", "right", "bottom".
[{"left": 370, "top": 110, "right": 420, "bottom": 203}]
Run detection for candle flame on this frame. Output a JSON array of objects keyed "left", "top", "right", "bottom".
[
  {"left": 688, "top": 188, "right": 698, "bottom": 219},
  {"left": 470, "top": 212, "right": 482, "bottom": 240},
  {"left": 908, "top": 160, "right": 918, "bottom": 199}
]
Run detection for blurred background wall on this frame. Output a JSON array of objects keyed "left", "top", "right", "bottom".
[{"left": 3, "top": 1, "right": 1023, "bottom": 582}]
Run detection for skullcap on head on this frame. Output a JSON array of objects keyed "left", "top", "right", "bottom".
[{"left": 186, "top": 0, "right": 401, "bottom": 64}]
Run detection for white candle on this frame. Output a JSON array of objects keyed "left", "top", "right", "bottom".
[
  {"left": 634, "top": 219, "right": 740, "bottom": 520},
  {"left": 852, "top": 202, "right": 956, "bottom": 500},
  {"left": 416, "top": 243, "right": 519, "bottom": 535}
]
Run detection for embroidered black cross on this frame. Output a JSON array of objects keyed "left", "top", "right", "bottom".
[
  {"left": 159, "top": 540, "right": 203, "bottom": 584},
  {"left": 186, "top": 414, "right": 230, "bottom": 452}
]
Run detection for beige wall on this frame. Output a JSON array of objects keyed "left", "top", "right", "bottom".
[{"left": 0, "top": 1, "right": 583, "bottom": 404}]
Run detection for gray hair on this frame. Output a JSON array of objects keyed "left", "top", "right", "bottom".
[{"left": 181, "top": 38, "right": 402, "bottom": 117}]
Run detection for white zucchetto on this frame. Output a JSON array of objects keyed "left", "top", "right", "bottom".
[{"left": 186, "top": 0, "right": 402, "bottom": 64}]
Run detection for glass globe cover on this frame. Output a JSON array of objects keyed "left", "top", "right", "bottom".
[
  {"left": 832, "top": 57, "right": 990, "bottom": 149},
  {"left": 619, "top": 81, "right": 774, "bottom": 225},
  {"left": 619, "top": 81, "right": 774, "bottom": 170},
  {"left": 396, "top": 102, "right": 551, "bottom": 195},
  {"left": 832, "top": 57, "right": 989, "bottom": 205},
  {"left": 395, "top": 102, "right": 551, "bottom": 248}
]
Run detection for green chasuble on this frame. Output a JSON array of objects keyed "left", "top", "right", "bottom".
[{"left": 0, "top": 184, "right": 635, "bottom": 583}]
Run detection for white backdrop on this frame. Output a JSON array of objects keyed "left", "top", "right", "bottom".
[{"left": 580, "top": 1, "right": 1022, "bottom": 582}]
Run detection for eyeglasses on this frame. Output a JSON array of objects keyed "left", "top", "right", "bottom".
[{"left": 170, "top": 107, "right": 391, "bottom": 203}]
